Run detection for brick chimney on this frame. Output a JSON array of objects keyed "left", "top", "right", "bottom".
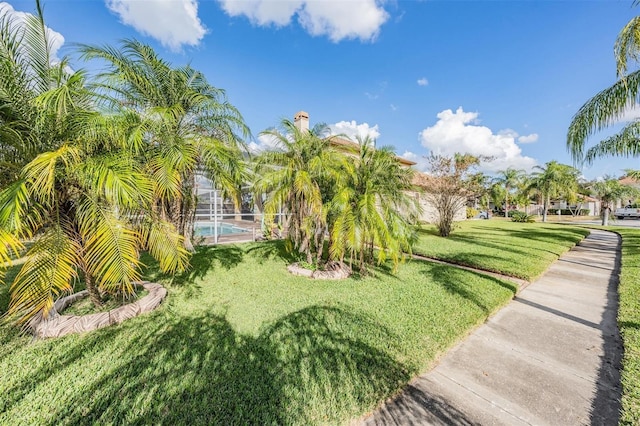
[{"left": 294, "top": 111, "right": 309, "bottom": 132}]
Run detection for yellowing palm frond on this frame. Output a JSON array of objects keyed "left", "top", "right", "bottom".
[
  {"left": 8, "top": 223, "right": 80, "bottom": 323},
  {"left": 77, "top": 197, "right": 141, "bottom": 295}
]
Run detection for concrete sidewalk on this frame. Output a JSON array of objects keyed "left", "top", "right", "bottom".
[{"left": 362, "top": 229, "right": 622, "bottom": 426}]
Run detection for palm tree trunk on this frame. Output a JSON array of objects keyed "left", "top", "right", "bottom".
[
  {"left": 542, "top": 194, "right": 549, "bottom": 223},
  {"left": 602, "top": 203, "right": 610, "bottom": 226},
  {"left": 85, "top": 273, "right": 103, "bottom": 307},
  {"left": 505, "top": 189, "right": 509, "bottom": 218}
]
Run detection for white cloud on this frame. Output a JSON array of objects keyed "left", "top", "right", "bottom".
[
  {"left": 0, "top": 2, "right": 65, "bottom": 62},
  {"left": 401, "top": 151, "right": 429, "bottom": 172},
  {"left": 518, "top": 133, "right": 539, "bottom": 144},
  {"left": 248, "top": 133, "right": 281, "bottom": 153},
  {"left": 390, "top": 103, "right": 398, "bottom": 111},
  {"left": 417, "top": 77, "right": 428, "bottom": 86},
  {"left": 105, "top": 0, "right": 207, "bottom": 50},
  {"left": 217, "top": 0, "right": 388, "bottom": 42},
  {"left": 329, "top": 120, "right": 380, "bottom": 141},
  {"left": 617, "top": 105, "right": 640, "bottom": 123},
  {"left": 418, "top": 107, "right": 537, "bottom": 173}
]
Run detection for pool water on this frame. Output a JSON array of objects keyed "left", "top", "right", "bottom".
[{"left": 194, "top": 222, "right": 249, "bottom": 237}]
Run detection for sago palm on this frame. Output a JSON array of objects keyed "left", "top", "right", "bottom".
[
  {"left": 80, "top": 40, "right": 250, "bottom": 250},
  {"left": 328, "top": 136, "right": 419, "bottom": 273}
]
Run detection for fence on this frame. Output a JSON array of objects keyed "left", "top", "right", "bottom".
[{"left": 194, "top": 187, "right": 284, "bottom": 244}]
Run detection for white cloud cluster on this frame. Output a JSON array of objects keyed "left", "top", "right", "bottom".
[
  {"left": 417, "top": 77, "right": 428, "bottom": 86},
  {"left": 0, "top": 2, "right": 65, "bottom": 62},
  {"left": 217, "top": 0, "right": 389, "bottom": 42},
  {"left": 518, "top": 133, "right": 538, "bottom": 144},
  {"left": 105, "top": 0, "right": 207, "bottom": 50},
  {"left": 418, "top": 107, "right": 537, "bottom": 172},
  {"left": 248, "top": 133, "right": 281, "bottom": 153},
  {"left": 329, "top": 120, "right": 380, "bottom": 141}
]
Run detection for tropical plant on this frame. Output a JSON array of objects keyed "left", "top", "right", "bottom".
[
  {"left": 590, "top": 177, "right": 638, "bottom": 225},
  {"left": 0, "top": 0, "right": 76, "bottom": 187},
  {"left": 567, "top": 2, "right": 640, "bottom": 164},
  {"left": 493, "top": 168, "right": 526, "bottom": 217},
  {"left": 80, "top": 40, "right": 250, "bottom": 250},
  {"left": 528, "top": 161, "right": 580, "bottom": 222},
  {"left": 328, "top": 136, "right": 419, "bottom": 273},
  {"left": 253, "top": 119, "right": 343, "bottom": 264},
  {"left": 510, "top": 211, "right": 536, "bottom": 223},
  {"left": 420, "top": 153, "right": 483, "bottom": 237},
  {"left": 0, "top": 90, "right": 189, "bottom": 326}
]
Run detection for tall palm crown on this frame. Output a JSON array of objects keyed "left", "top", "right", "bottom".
[
  {"left": 529, "top": 161, "right": 580, "bottom": 222},
  {"left": 590, "top": 177, "right": 637, "bottom": 225},
  {"left": 80, "top": 40, "right": 250, "bottom": 249},
  {"left": 0, "top": 0, "right": 83, "bottom": 186},
  {"left": 329, "top": 136, "right": 419, "bottom": 273},
  {"left": 494, "top": 168, "right": 526, "bottom": 217},
  {"left": 568, "top": 3, "right": 640, "bottom": 164}
]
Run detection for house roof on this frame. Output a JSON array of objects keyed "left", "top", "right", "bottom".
[{"left": 619, "top": 176, "right": 640, "bottom": 187}]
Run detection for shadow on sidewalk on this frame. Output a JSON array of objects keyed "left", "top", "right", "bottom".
[{"left": 589, "top": 232, "right": 622, "bottom": 425}]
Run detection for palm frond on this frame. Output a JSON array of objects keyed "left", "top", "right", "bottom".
[
  {"left": 8, "top": 222, "right": 80, "bottom": 323},
  {"left": 567, "top": 69, "right": 640, "bottom": 162}
]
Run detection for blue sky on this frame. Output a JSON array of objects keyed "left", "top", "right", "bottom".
[{"left": 3, "top": 0, "right": 639, "bottom": 179}]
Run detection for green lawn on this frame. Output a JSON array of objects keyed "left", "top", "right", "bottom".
[
  {"left": 0, "top": 222, "right": 588, "bottom": 425},
  {"left": 598, "top": 226, "right": 640, "bottom": 426},
  {"left": 414, "top": 220, "right": 590, "bottom": 280}
]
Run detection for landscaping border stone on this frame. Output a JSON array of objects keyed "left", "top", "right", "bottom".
[
  {"left": 287, "top": 262, "right": 352, "bottom": 280},
  {"left": 31, "top": 281, "right": 167, "bottom": 338}
]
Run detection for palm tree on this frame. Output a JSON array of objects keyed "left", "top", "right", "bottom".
[
  {"left": 253, "top": 119, "right": 343, "bottom": 264},
  {"left": 80, "top": 40, "right": 250, "bottom": 250},
  {"left": 0, "top": 88, "right": 190, "bottom": 326},
  {"left": 0, "top": 0, "right": 76, "bottom": 187},
  {"left": 328, "top": 136, "right": 419, "bottom": 273},
  {"left": 494, "top": 168, "right": 526, "bottom": 217},
  {"left": 529, "top": 161, "right": 580, "bottom": 222},
  {"left": 567, "top": 4, "right": 640, "bottom": 164},
  {"left": 590, "top": 177, "right": 637, "bottom": 225}
]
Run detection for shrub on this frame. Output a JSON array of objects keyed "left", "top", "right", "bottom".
[
  {"left": 547, "top": 208, "right": 590, "bottom": 216},
  {"left": 511, "top": 211, "right": 536, "bottom": 222},
  {"left": 507, "top": 210, "right": 524, "bottom": 218},
  {"left": 466, "top": 207, "right": 479, "bottom": 219}
]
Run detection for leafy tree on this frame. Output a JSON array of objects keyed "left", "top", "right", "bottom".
[
  {"left": 493, "top": 168, "right": 526, "bottom": 217},
  {"left": 528, "top": 161, "right": 580, "bottom": 222},
  {"left": 590, "top": 177, "right": 637, "bottom": 225},
  {"left": 420, "top": 153, "right": 483, "bottom": 237},
  {"left": 328, "top": 136, "right": 419, "bottom": 273},
  {"left": 567, "top": 3, "right": 640, "bottom": 164},
  {"left": 253, "top": 119, "right": 342, "bottom": 264},
  {"left": 80, "top": 40, "right": 250, "bottom": 250}
]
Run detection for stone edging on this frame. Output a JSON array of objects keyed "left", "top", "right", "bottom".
[
  {"left": 32, "top": 281, "right": 167, "bottom": 338},
  {"left": 287, "top": 262, "right": 352, "bottom": 280}
]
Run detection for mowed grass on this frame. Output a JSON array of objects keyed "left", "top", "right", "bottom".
[
  {"left": 0, "top": 241, "right": 519, "bottom": 425},
  {"left": 415, "top": 220, "right": 590, "bottom": 280},
  {"left": 599, "top": 226, "right": 640, "bottom": 425},
  {"left": 0, "top": 221, "right": 588, "bottom": 425}
]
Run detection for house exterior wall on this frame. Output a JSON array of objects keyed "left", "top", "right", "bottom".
[{"left": 414, "top": 192, "right": 466, "bottom": 223}]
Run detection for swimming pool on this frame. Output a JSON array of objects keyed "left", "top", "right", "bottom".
[{"left": 194, "top": 222, "right": 249, "bottom": 237}]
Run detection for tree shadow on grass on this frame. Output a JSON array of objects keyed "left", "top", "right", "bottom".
[
  {"left": 420, "top": 264, "right": 517, "bottom": 314},
  {"left": 244, "top": 240, "right": 298, "bottom": 264},
  {"left": 6, "top": 305, "right": 409, "bottom": 425}
]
